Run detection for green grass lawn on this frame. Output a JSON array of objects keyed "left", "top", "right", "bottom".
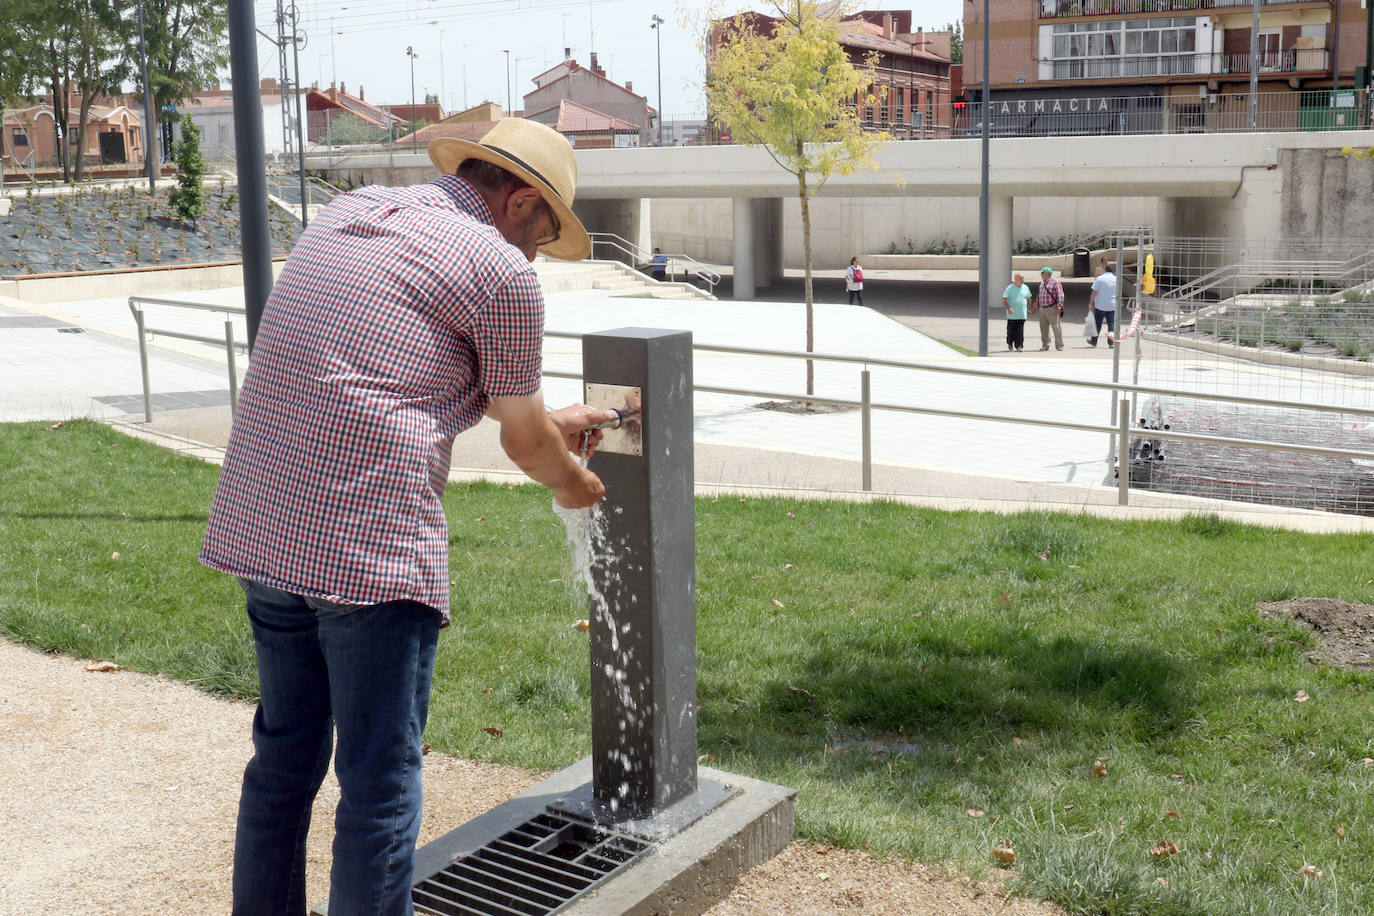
[{"left": 2, "top": 419, "right": 1372, "bottom": 915}]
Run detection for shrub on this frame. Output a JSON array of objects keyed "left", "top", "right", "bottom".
[{"left": 169, "top": 116, "right": 208, "bottom": 225}]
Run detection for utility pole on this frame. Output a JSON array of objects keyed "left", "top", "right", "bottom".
[
  {"left": 503, "top": 49, "right": 511, "bottom": 114},
  {"left": 407, "top": 45, "right": 419, "bottom": 150},
  {"left": 651, "top": 14, "right": 664, "bottom": 146},
  {"left": 288, "top": 0, "right": 308, "bottom": 226},
  {"left": 275, "top": 0, "right": 292, "bottom": 156}
]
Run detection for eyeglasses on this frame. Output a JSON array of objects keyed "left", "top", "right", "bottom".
[{"left": 533, "top": 200, "right": 561, "bottom": 248}]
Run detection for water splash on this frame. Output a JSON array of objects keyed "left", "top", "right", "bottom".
[{"left": 554, "top": 446, "right": 642, "bottom": 813}]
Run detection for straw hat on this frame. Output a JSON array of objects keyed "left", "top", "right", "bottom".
[{"left": 428, "top": 119, "right": 590, "bottom": 261}]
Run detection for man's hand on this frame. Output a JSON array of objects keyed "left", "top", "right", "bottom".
[
  {"left": 549, "top": 403, "right": 618, "bottom": 456},
  {"left": 552, "top": 466, "right": 605, "bottom": 509},
  {"left": 487, "top": 392, "right": 607, "bottom": 508}
]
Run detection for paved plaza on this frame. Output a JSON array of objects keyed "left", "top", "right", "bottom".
[{"left": 3, "top": 267, "right": 1371, "bottom": 532}]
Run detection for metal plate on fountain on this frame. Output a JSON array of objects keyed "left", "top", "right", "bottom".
[{"left": 584, "top": 383, "right": 643, "bottom": 457}]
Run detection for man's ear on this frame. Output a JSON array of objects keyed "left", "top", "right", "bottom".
[{"left": 503, "top": 186, "right": 541, "bottom": 221}]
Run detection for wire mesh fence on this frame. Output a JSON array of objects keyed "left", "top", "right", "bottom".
[{"left": 1130, "top": 283, "right": 1374, "bottom": 515}]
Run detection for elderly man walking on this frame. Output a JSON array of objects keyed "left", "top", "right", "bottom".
[
  {"left": 1033, "top": 266, "right": 1065, "bottom": 351},
  {"left": 201, "top": 118, "right": 616, "bottom": 915}
]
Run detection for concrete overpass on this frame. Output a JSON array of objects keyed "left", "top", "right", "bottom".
[{"left": 308, "top": 129, "right": 1374, "bottom": 298}]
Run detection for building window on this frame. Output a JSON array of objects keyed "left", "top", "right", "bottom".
[
  {"left": 1047, "top": 17, "right": 1201, "bottom": 80},
  {"left": 11, "top": 128, "right": 28, "bottom": 147}
]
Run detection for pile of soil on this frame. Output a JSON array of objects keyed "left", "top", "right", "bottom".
[{"left": 1257, "top": 597, "right": 1374, "bottom": 668}]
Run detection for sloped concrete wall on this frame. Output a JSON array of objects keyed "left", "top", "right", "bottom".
[{"left": 1282, "top": 148, "right": 1374, "bottom": 241}]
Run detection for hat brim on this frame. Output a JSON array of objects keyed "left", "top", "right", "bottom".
[{"left": 428, "top": 137, "right": 591, "bottom": 261}]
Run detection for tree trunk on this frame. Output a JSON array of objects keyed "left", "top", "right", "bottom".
[
  {"left": 74, "top": 93, "right": 94, "bottom": 183},
  {"left": 48, "top": 71, "right": 70, "bottom": 183},
  {"left": 147, "top": 98, "right": 161, "bottom": 180},
  {"left": 798, "top": 165, "right": 814, "bottom": 398}
]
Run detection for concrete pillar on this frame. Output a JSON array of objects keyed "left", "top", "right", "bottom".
[
  {"left": 764, "top": 198, "right": 784, "bottom": 286},
  {"left": 732, "top": 197, "right": 756, "bottom": 299},
  {"left": 583, "top": 329, "right": 697, "bottom": 819},
  {"left": 988, "top": 195, "right": 1013, "bottom": 289}
]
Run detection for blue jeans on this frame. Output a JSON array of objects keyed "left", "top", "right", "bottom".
[
  {"left": 1092, "top": 308, "right": 1116, "bottom": 344},
  {"left": 233, "top": 579, "right": 441, "bottom": 916}
]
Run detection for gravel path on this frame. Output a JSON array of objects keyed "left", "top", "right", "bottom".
[{"left": 0, "top": 639, "right": 1061, "bottom": 915}]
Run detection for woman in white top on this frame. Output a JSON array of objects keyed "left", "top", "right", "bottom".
[{"left": 845, "top": 256, "right": 864, "bottom": 306}]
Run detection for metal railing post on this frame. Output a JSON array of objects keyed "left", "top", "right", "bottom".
[
  {"left": 861, "top": 368, "right": 872, "bottom": 492},
  {"left": 225, "top": 320, "right": 240, "bottom": 416},
  {"left": 1118, "top": 400, "right": 1130, "bottom": 506},
  {"left": 133, "top": 304, "right": 152, "bottom": 422}
]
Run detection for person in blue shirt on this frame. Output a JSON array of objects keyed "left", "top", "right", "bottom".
[
  {"left": 1001, "top": 272, "right": 1031, "bottom": 352},
  {"left": 1088, "top": 261, "right": 1118, "bottom": 348},
  {"left": 650, "top": 247, "right": 667, "bottom": 281}
]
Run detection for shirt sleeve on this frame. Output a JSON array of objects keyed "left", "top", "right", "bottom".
[{"left": 471, "top": 265, "right": 545, "bottom": 398}]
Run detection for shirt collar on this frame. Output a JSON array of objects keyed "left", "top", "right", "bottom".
[{"left": 432, "top": 174, "right": 495, "bottom": 226}]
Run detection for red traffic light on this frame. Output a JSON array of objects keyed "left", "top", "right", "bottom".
[{"left": 953, "top": 101, "right": 967, "bottom": 110}]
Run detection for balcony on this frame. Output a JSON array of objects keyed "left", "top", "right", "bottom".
[
  {"left": 1040, "top": 0, "right": 1326, "bottom": 18},
  {"left": 1045, "top": 48, "right": 1331, "bottom": 79}
]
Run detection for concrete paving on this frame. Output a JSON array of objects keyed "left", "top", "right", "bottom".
[{"left": 3, "top": 266, "right": 1373, "bottom": 534}]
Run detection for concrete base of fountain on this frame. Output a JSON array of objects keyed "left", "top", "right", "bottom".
[{"left": 404, "top": 756, "right": 795, "bottom": 916}]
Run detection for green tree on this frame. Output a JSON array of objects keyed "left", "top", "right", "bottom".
[
  {"left": 169, "top": 114, "right": 207, "bottom": 223},
  {"left": 67, "top": 0, "right": 132, "bottom": 182},
  {"left": 0, "top": 0, "right": 48, "bottom": 103},
  {"left": 113, "top": 0, "right": 229, "bottom": 179},
  {"left": 705, "top": 1, "right": 890, "bottom": 395},
  {"left": 947, "top": 21, "right": 963, "bottom": 64},
  {"left": 0, "top": 0, "right": 50, "bottom": 187}
]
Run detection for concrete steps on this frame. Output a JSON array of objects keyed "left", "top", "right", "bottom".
[{"left": 534, "top": 258, "right": 716, "bottom": 301}]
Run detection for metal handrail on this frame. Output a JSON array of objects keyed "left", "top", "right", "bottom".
[
  {"left": 548, "top": 329, "right": 1374, "bottom": 505},
  {"left": 588, "top": 232, "right": 722, "bottom": 294},
  {"left": 126, "top": 293, "right": 1374, "bottom": 511},
  {"left": 128, "top": 295, "right": 248, "bottom": 423}
]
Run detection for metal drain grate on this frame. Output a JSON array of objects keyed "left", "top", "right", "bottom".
[
  {"left": 412, "top": 810, "right": 651, "bottom": 915},
  {"left": 56, "top": 327, "right": 85, "bottom": 333}
]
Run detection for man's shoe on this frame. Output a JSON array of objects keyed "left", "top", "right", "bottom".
[
  {"left": 1040, "top": 345, "right": 1049, "bottom": 351},
  {"left": 1056, "top": 346, "right": 1064, "bottom": 351}
]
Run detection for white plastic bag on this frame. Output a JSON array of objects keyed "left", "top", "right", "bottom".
[{"left": 1083, "top": 311, "right": 1097, "bottom": 340}]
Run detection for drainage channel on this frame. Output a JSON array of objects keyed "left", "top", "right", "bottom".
[{"left": 412, "top": 810, "right": 652, "bottom": 915}]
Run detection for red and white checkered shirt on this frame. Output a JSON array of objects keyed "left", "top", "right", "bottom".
[
  {"left": 1034, "top": 274, "right": 1064, "bottom": 313},
  {"left": 200, "top": 175, "right": 545, "bottom": 622}
]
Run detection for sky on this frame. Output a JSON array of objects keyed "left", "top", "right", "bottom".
[{"left": 245, "top": 1, "right": 967, "bottom": 119}]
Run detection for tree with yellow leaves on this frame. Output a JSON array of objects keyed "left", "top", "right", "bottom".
[{"left": 705, "top": 1, "right": 889, "bottom": 396}]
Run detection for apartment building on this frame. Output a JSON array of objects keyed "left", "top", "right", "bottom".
[
  {"left": 709, "top": 9, "right": 954, "bottom": 137},
  {"left": 963, "top": 0, "right": 1371, "bottom": 134},
  {"left": 523, "top": 54, "right": 655, "bottom": 143}
]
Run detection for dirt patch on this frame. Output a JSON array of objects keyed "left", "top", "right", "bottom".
[{"left": 1258, "top": 598, "right": 1374, "bottom": 668}]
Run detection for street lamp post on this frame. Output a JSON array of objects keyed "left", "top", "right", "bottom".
[
  {"left": 651, "top": 14, "right": 665, "bottom": 146},
  {"left": 1247, "top": 0, "right": 1260, "bottom": 130},
  {"left": 504, "top": 49, "right": 511, "bottom": 115},
  {"left": 406, "top": 45, "right": 418, "bottom": 150},
  {"left": 438, "top": 28, "right": 446, "bottom": 113},
  {"left": 462, "top": 44, "right": 471, "bottom": 110}
]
